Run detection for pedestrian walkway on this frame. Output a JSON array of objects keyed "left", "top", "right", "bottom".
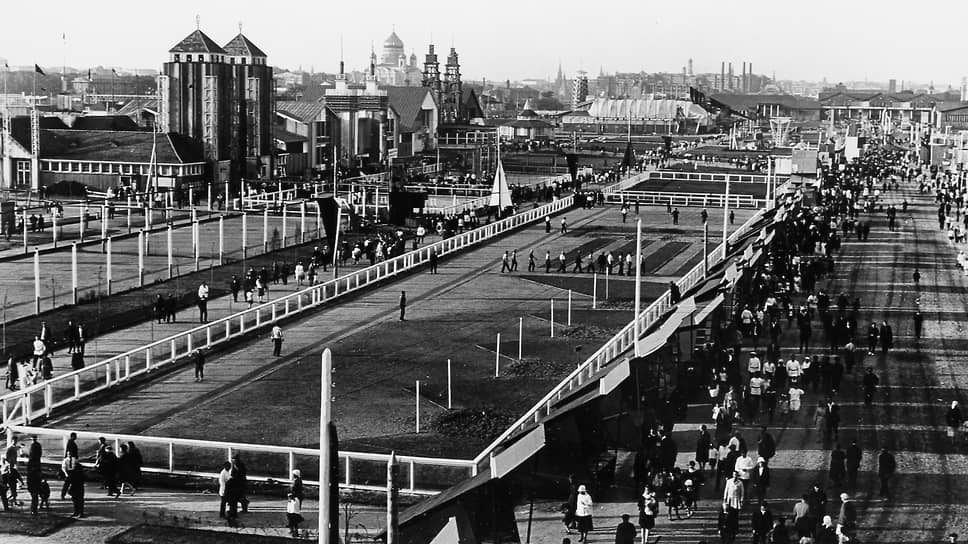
[
  {"left": 0, "top": 483, "right": 377, "bottom": 543},
  {"left": 46, "top": 206, "right": 620, "bottom": 435},
  {"left": 515, "top": 177, "right": 968, "bottom": 543}
]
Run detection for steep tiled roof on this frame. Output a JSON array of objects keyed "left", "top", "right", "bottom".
[
  {"left": 386, "top": 87, "right": 434, "bottom": 131},
  {"left": 223, "top": 33, "right": 267, "bottom": 58},
  {"left": 169, "top": 29, "right": 226, "bottom": 54},
  {"left": 11, "top": 128, "right": 204, "bottom": 164},
  {"left": 276, "top": 101, "right": 328, "bottom": 123},
  {"left": 71, "top": 115, "right": 141, "bottom": 131}
]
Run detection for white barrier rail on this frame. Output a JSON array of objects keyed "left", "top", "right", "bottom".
[
  {"left": 472, "top": 207, "right": 768, "bottom": 467},
  {"left": 648, "top": 170, "right": 772, "bottom": 184},
  {"left": 0, "top": 196, "right": 575, "bottom": 428},
  {"left": 604, "top": 191, "right": 762, "bottom": 209},
  {"left": 4, "top": 425, "right": 474, "bottom": 496}
]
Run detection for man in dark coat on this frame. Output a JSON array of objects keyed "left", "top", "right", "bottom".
[
  {"left": 878, "top": 447, "right": 896, "bottom": 499},
  {"left": 879, "top": 321, "right": 893, "bottom": 354},
  {"left": 846, "top": 440, "right": 862, "bottom": 489},
  {"left": 751, "top": 502, "right": 774, "bottom": 544},
  {"left": 614, "top": 513, "right": 637, "bottom": 544},
  {"left": 757, "top": 426, "right": 776, "bottom": 461}
]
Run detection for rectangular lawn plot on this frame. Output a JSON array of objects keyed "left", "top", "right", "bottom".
[
  {"left": 562, "top": 238, "right": 614, "bottom": 263},
  {"left": 641, "top": 242, "right": 692, "bottom": 274}
]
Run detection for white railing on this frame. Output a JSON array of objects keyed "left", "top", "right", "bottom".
[
  {"left": 5, "top": 425, "right": 474, "bottom": 496},
  {"left": 242, "top": 188, "right": 301, "bottom": 209},
  {"left": 423, "top": 195, "right": 493, "bottom": 216},
  {"left": 648, "top": 170, "right": 773, "bottom": 184},
  {"left": 472, "top": 207, "right": 768, "bottom": 467},
  {"left": 601, "top": 171, "right": 653, "bottom": 193},
  {"left": 403, "top": 185, "right": 490, "bottom": 198},
  {"left": 604, "top": 191, "right": 762, "bottom": 209},
  {"left": 0, "top": 196, "right": 575, "bottom": 428}
]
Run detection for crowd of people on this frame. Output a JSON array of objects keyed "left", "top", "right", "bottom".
[{"left": 554, "top": 146, "right": 968, "bottom": 544}]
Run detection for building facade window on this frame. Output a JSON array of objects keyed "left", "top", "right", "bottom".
[
  {"left": 15, "top": 161, "right": 30, "bottom": 184},
  {"left": 187, "top": 55, "right": 193, "bottom": 62}
]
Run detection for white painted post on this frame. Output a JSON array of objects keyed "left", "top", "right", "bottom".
[
  {"left": 605, "top": 269, "right": 610, "bottom": 301},
  {"left": 550, "top": 299, "right": 555, "bottom": 338},
  {"left": 241, "top": 212, "right": 248, "bottom": 258},
  {"left": 415, "top": 380, "right": 421, "bottom": 433},
  {"left": 568, "top": 289, "right": 573, "bottom": 326},
  {"left": 722, "top": 178, "right": 731, "bottom": 260},
  {"left": 207, "top": 182, "right": 213, "bottom": 212},
  {"left": 592, "top": 273, "right": 597, "bottom": 309},
  {"left": 33, "top": 248, "right": 40, "bottom": 315},
  {"left": 218, "top": 215, "right": 224, "bottom": 265},
  {"left": 319, "top": 349, "right": 333, "bottom": 544},
  {"left": 224, "top": 181, "right": 230, "bottom": 211},
  {"left": 300, "top": 201, "right": 307, "bottom": 243},
  {"left": 634, "top": 218, "right": 643, "bottom": 355},
  {"left": 167, "top": 225, "right": 173, "bottom": 278},
  {"left": 71, "top": 242, "right": 78, "bottom": 305},
  {"left": 79, "top": 206, "right": 86, "bottom": 242},
  {"left": 193, "top": 220, "right": 200, "bottom": 271},
  {"left": 495, "top": 333, "right": 501, "bottom": 378},
  {"left": 518, "top": 317, "right": 523, "bottom": 360},
  {"left": 263, "top": 208, "right": 269, "bottom": 252},
  {"left": 137, "top": 230, "right": 145, "bottom": 287},
  {"left": 52, "top": 213, "right": 58, "bottom": 248},
  {"left": 106, "top": 237, "right": 113, "bottom": 295},
  {"left": 126, "top": 196, "right": 132, "bottom": 234},
  {"left": 447, "top": 359, "right": 452, "bottom": 409},
  {"left": 188, "top": 187, "right": 194, "bottom": 210},
  {"left": 100, "top": 204, "right": 108, "bottom": 249},
  {"left": 21, "top": 209, "right": 27, "bottom": 253},
  {"left": 282, "top": 205, "right": 288, "bottom": 248}
]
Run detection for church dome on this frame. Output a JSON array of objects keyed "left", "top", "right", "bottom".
[{"left": 384, "top": 31, "right": 404, "bottom": 49}]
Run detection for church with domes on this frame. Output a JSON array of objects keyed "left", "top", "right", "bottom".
[{"left": 371, "top": 30, "right": 423, "bottom": 87}]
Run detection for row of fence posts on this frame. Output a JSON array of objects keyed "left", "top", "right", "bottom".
[{"left": 29, "top": 201, "right": 323, "bottom": 315}]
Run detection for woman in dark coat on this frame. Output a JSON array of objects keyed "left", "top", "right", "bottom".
[
  {"left": 695, "top": 425, "right": 712, "bottom": 471},
  {"left": 68, "top": 463, "right": 86, "bottom": 517},
  {"left": 828, "top": 444, "right": 846, "bottom": 488}
]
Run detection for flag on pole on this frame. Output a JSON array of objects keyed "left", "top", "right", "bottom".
[{"left": 34, "top": 64, "right": 45, "bottom": 76}]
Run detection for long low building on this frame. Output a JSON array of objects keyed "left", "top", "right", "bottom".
[
  {"left": 2, "top": 115, "right": 205, "bottom": 192},
  {"left": 561, "top": 97, "right": 712, "bottom": 134}
]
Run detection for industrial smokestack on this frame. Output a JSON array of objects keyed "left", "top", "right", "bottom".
[
  {"left": 742, "top": 62, "right": 747, "bottom": 93},
  {"left": 728, "top": 62, "right": 733, "bottom": 90},
  {"left": 721, "top": 61, "right": 725, "bottom": 91},
  {"left": 749, "top": 62, "right": 753, "bottom": 92},
  {"left": 688, "top": 58, "right": 693, "bottom": 77}
]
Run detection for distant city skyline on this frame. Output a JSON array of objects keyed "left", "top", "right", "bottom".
[{"left": 1, "top": 0, "right": 964, "bottom": 89}]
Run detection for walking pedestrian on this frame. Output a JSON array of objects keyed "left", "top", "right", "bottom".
[
  {"left": 511, "top": 249, "right": 518, "bottom": 271},
  {"left": 399, "top": 291, "right": 407, "bottom": 321},
  {"left": 528, "top": 250, "right": 535, "bottom": 272},
  {"left": 914, "top": 310, "right": 923, "bottom": 342},
  {"left": 879, "top": 320, "right": 893, "bottom": 354},
  {"left": 218, "top": 462, "right": 231, "bottom": 517},
  {"left": 197, "top": 282, "right": 209, "bottom": 322},
  {"left": 286, "top": 492, "right": 305, "bottom": 536},
  {"left": 947, "top": 401, "right": 964, "bottom": 447},
  {"left": 68, "top": 463, "right": 85, "bottom": 518},
  {"left": 751, "top": 502, "right": 774, "bottom": 544},
  {"left": 846, "top": 440, "right": 861, "bottom": 489},
  {"left": 614, "top": 513, "right": 636, "bottom": 544},
  {"left": 544, "top": 250, "right": 552, "bottom": 273},
  {"left": 270, "top": 325, "right": 284, "bottom": 356},
  {"left": 672, "top": 207, "right": 680, "bottom": 225},
  {"left": 828, "top": 444, "right": 846, "bottom": 488},
  {"left": 862, "top": 367, "right": 879, "bottom": 406},
  {"left": 560, "top": 217, "right": 568, "bottom": 234},
  {"left": 575, "top": 484, "right": 593, "bottom": 542},
  {"left": 877, "top": 447, "right": 896, "bottom": 499},
  {"left": 194, "top": 349, "right": 206, "bottom": 382},
  {"left": 429, "top": 250, "right": 438, "bottom": 274},
  {"left": 545, "top": 216, "right": 551, "bottom": 233},
  {"left": 500, "top": 251, "right": 511, "bottom": 273}
]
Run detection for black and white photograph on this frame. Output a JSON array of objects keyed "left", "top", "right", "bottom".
[{"left": 0, "top": 1, "right": 965, "bottom": 542}]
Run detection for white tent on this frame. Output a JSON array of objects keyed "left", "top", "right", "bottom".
[{"left": 489, "top": 158, "right": 513, "bottom": 209}]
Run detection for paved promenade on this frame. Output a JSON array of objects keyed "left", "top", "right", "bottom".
[{"left": 516, "top": 180, "right": 968, "bottom": 543}]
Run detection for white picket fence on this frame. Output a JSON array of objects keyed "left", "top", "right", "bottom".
[{"left": 0, "top": 196, "right": 575, "bottom": 428}]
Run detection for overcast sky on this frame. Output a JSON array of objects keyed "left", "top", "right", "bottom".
[{"left": 1, "top": 0, "right": 963, "bottom": 87}]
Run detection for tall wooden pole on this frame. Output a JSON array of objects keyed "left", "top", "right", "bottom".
[
  {"left": 319, "top": 349, "right": 333, "bottom": 544},
  {"left": 634, "top": 218, "right": 642, "bottom": 355}
]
